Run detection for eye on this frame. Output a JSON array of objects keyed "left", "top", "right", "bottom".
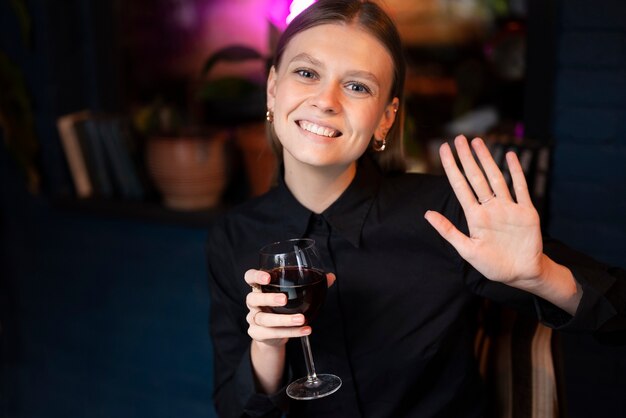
[
  {"left": 295, "top": 69, "right": 317, "bottom": 79},
  {"left": 346, "top": 82, "right": 372, "bottom": 95}
]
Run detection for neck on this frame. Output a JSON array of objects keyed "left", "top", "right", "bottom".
[{"left": 283, "top": 160, "right": 357, "bottom": 214}]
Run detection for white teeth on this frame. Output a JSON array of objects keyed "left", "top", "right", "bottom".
[{"left": 299, "top": 121, "right": 338, "bottom": 138}]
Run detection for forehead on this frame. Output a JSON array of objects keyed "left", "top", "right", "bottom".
[{"left": 281, "top": 23, "right": 394, "bottom": 78}]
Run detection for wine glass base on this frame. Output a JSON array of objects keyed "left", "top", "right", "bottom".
[{"left": 286, "top": 374, "right": 342, "bottom": 400}]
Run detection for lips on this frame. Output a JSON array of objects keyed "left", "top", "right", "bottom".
[{"left": 297, "top": 120, "right": 342, "bottom": 138}]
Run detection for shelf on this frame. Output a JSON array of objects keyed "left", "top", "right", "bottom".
[{"left": 51, "top": 196, "right": 225, "bottom": 228}]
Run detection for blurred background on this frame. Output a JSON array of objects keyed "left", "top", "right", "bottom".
[{"left": 1, "top": 0, "right": 625, "bottom": 417}]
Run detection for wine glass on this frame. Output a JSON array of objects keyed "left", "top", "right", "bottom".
[{"left": 259, "top": 238, "right": 342, "bottom": 400}]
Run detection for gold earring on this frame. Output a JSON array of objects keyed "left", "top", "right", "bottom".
[
  {"left": 373, "top": 138, "right": 386, "bottom": 152},
  {"left": 373, "top": 128, "right": 388, "bottom": 152},
  {"left": 266, "top": 110, "right": 274, "bottom": 123}
]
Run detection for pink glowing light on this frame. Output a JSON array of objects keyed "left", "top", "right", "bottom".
[
  {"left": 268, "top": 0, "right": 317, "bottom": 32},
  {"left": 267, "top": 0, "right": 290, "bottom": 30}
]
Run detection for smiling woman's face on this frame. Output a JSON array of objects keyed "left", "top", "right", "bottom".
[{"left": 266, "top": 23, "right": 398, "bottom": 173}]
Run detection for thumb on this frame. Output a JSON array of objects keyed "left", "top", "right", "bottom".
[
  {"left": 424, "top": 210, "right": 470, "bottom": 253},
  {"left": 326, "top": 272, "right": 337, "bottom": 288}
]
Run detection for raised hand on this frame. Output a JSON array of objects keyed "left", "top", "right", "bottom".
[{"left": 424, "top": 135, "right": 544, "bottom": 287}]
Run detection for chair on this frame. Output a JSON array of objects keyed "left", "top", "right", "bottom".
[{"left": 474, "top": 137, "right": 562, "bottom": 418}]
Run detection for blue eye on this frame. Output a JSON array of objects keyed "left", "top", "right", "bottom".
[
  {"left": 296, "top": 69, "right": 316, "bottom": 79},
  {"left": 347, "top": 82, "right": 371, "bottom": 94}
]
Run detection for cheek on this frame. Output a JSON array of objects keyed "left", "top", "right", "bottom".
[
  {"left": 271, "top": 106, "right": 296, "bottom": 149},
  {"left": 273, "top": 93, "right": 298, "bottom": 129},
  {"left": 354, "top": 107, "right": 383, "bottom": 135},
  {"left": 271, "top": 91, "right": 290, "bottom": 129}
]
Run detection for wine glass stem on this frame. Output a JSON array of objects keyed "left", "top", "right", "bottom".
[{"left": 300, "top": 335, "right": 319, "bottom": 384}]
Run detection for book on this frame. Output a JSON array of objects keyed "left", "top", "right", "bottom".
[
  {"left": 98, "top": 118, "right": 145, "bottom": 200},
  {"left": 79, "top": 118, "right": 114, "bottom": 198},
  {"left": 58, "top": 112, "right": 148, "bottom": 200},
  {"left": 56, "top": 110, "right": 94, "bottom": 198}
]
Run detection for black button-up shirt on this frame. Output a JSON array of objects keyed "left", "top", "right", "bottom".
[{"left": 206, "top": 156, "right": 624, "bottom": 418}]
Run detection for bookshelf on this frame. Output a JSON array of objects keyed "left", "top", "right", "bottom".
[
  {"left": 51, "top": 196, "right": 225, "bottom": 228},
  {"left": 53, "top": 108, "right": 248, "bottom": 226}
]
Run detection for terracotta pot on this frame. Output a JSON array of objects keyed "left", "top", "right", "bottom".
[
  {"left": 235, "top": 122, "right": 277, "bottom": 196},
  {"left": 146, "top": 132, "right": 228, "bottom": 210}
]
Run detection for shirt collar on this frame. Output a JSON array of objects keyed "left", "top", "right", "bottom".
[
  {"left": 272, "top": 173, "right": 312, "bottom": 239},
  {"left": 274, "top": 155, "right": 381, "bottom": 248}
]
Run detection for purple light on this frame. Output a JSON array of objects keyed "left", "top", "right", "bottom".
[{"left": 268, "top": 0, "right": 290, "bottom": 30}]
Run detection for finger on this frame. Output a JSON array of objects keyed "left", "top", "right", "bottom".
[
  {"left": 453, "top": 135, "right": 494, "bottom": 203},
  {"left": 251, "top": 311, "right": 306, "bottom": 328},
  {"left": 506, "top": 151, "right": 532, "bottom": 206},
  {"left": 248, "top": 323, "right": 311, "bottom": 341},
  {"left": 246, "top": 291, "right": 287, "bottom": 310},
  {"left": 247, "top": 309, "right": 310, "bottom": 340},
  {"left": 424, "top": 210, "right": 472, "bottom": 258},
  {"left": 244, "top": 269, "right": 270, "bottom": 290},
  {"left": 439, "top": 141, "right": 480, "bottom": 211},
  {"left": 470, "top": 137, "right": 512, "bottom": 201},
  {"left": 326, "top": 272, "right": 336, "bottom": 288}
]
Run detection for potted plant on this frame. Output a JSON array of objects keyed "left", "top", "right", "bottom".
[
  {"left": 0, "top": 0, "right": 39, "bottom": 193},
  {"left": 134, "top": 99, "right": 230, "bottom": 211},
  {"left": 195, "top": 45, "right": 268, "bottom": 126}
]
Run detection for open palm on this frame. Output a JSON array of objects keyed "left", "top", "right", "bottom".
[{"left": 425, "top": 135, "right": 544, "bottom": 285}]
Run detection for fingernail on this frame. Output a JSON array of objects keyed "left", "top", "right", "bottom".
[
  {"left": 300, "top": 326, "right": 311, "bottom": 335},
  {"left": 274, "top": 295, "right": 286, "bottom": 304},
  {"left": 292, "top": 315, "right": 304, "bottom": 324}
]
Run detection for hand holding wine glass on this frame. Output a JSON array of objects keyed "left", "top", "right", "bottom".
[{"left": 254, "top": 238, "right": 341, "bottom": 400}]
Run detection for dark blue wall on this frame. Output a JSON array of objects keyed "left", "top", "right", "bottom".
[
  {"left": 548, "top": 1, "right": 626, "bottom": 417},
  {"left": 548, "top": 0, "right": 626, "bottom": 269},
  {"left": 1, "top": 2, "right": 221, "bottom": 415},
  {"left": 1, "top": 149, "right": 217, "bottom": 417}
]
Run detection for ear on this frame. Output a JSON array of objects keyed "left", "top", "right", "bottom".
[
  {"left": 266, "top": 66, "right": 277, "bottom": 110},
  {"left": 374, "top": 97, "right": 400, "bottom": 140}
]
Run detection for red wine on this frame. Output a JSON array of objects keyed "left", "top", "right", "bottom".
[{"left": 261, "top": 267, "right": 327, "bottom": 324}]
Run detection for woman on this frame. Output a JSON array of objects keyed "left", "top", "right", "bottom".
[{"left": 206, "top": 1, "right": 625, "bottom": 417}]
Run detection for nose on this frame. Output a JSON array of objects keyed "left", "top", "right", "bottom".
[{"left": 310, "top": 81, "right": 341, "bottom": 113}]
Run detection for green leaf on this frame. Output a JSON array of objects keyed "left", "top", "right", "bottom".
[
  {"left": 0, "top": 51, "right": 39, "bottom": 192},
  {"left": 195, "top": 77, "right": 261, "bottom": 101},
  {"left": 10, "top": 0, "right": 32, "bottom": 48},
  {"left": 201, "top": 45, "right": 264, "bottom": 77}
]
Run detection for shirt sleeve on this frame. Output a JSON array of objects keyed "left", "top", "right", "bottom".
[
  {"left": 535, "top": 238, "right": 626, "bottom": 345},
  {"left": 442, "top": 184, "right": 626, "bottom": 344},
  {"left": 206, "top": 221, "right": 288, "bottom": 417}
]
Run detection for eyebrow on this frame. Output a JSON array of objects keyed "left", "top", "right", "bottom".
[
  {"left": 290, "top": 53, "right": 323, "bottom": 67},
  {"left": 289, "top": 52, "right": 381, "bottom": 88}
]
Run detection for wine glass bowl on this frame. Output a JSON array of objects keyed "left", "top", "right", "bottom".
[
  {"left": 260, "top": 266, "right": 327, "bottom": 324},
  {"left": 259, "top": 238, "right": 342, "bottom": 400}
]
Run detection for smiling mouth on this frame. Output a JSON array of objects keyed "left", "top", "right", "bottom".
[{"left": 297, "top": 120, "right": 342, "bottom": 138}]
